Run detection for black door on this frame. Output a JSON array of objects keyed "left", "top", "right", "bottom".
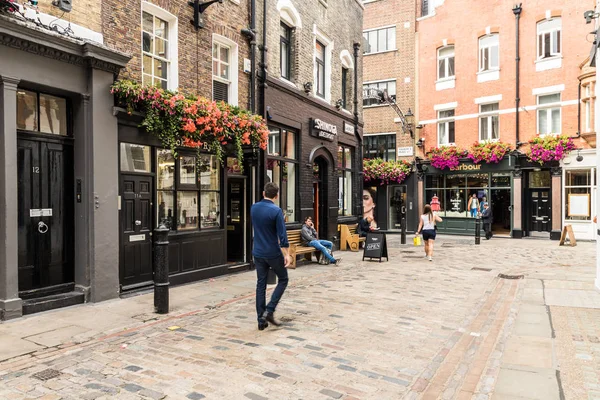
[
  {"left": 315, "top": 157, "right": 328, "bottom": 239},
  {"left": 18, "top": 137, "right": 74, "bottom": 293},
  {"left": 529, "top": 189, "right": 551, "bottom": 233},
  {"left": 120, "top": 174, "right": 154, "bottom": 290},
  {"left": 227, "top": 178, "right": 245, "bottom": 262}
]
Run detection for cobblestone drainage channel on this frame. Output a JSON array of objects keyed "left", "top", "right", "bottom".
[
  {"left": 31, "top": 369, "right": 61, "bottom": 381},
  {"left": 497, "top": 273, "right": 525, "bottom": 280}
]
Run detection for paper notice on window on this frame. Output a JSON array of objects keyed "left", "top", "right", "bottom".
[{"left": 568, "top": 193, "right": 590, "bottom": 217}]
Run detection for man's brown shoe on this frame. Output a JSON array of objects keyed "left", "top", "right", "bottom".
[{"left": 265, "top": 312, "right": 282, "bottom": 327}]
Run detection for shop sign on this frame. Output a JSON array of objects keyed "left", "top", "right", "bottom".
[
  {"left": 453, "top": 164, "right": 481, "bottom": 171},
  {"left": 311, "top": 118, "right": 338, "bottom": 141},
  {"left": 397, "top": 147, "right": 413, "bottom": 157},
  {"left": 343, "top": 122, "right": 355, "bottom": 135}
]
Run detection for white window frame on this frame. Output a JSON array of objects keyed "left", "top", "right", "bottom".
[
  {"left": 437, "top": 109, "right": 455, "bottom": 146},
  {"left": 362, "top": 25, "right": 396, "bottom": 55},
  {"left": 141, "top": 2, "right": 178, "bottom": 91},
  {"left": 583, "top": 82, "right": 595, "bottom": 133},
  {"left": 537, "top": 18, "right": 561, "bottom": 60},
  {"left": 437, "top": 46, "right": 455, "bottom": 80},
  {"left": 313, "top": 26, "right": 333, "bottom": 103},
  {"left": 537, "top": 93, "right": 561, "bottom": 136},
  {"left": 362, "top": 79, "right": 396, "bottom": 107},
  {"left": 478, "top": 103, "right": 499, "bottom": 142},
  {"left": 212, "top": 34, "right": 239, "bottom": 106},
  {"left": 479, "top": 34, "right": 499, "bottom": 72}
]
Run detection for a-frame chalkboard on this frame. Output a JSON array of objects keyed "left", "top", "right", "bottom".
[{"left": 362, "top": 232, "right": 389, "bottom": 262}]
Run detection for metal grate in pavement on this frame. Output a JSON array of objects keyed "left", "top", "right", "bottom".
[{"left": 31, "top": 369, "right": 61, "bottom": 381}]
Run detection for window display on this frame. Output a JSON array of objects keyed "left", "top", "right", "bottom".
[
  {"left": 157, "top": 191, "right": 175, "bottom": 229},
  {"left": 180, "top": 156, "right": 196, "bottom": 185},
  {"left": 565, "top": 169, "right": 595, "bottom": 221},
  {"left": 177, "top": 191, "right": 198, "bottom": 230},
  {"left": 267, "top": 125, "right": 298, "bottom": 222},
  {"left": 201, "top": 191, "right": 220, "bottom": 228}
]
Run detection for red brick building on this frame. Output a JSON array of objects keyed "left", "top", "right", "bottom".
[{"left": 415, "top": 0, "right": 596, "bottom": 240}]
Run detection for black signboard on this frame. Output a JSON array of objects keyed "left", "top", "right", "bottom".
[
  {"left": 362, "top": 232, "right": 388, "bottom": 262},
  {"left": 310, "top": 118, "right": 338, "bottom": 142}
]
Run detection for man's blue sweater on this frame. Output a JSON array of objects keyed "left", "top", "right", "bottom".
[{"left": 251, "top": 199, "right": 289, "bottom": 258}]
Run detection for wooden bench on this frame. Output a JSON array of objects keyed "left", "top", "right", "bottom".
[
  {"left": 339, "top": 223, "right": 366, "bottom": 252},
  {"left": 287, "top": 229, "right": 322, "bottom": 269}
]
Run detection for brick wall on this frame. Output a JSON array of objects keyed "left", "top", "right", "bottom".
[
  {"left": 416, "top": 0, "right": 595, "bottom": 155},
  {"left": 37, "top": 0, "right": 102, "bottom": 33},
  {"left": 101, "top": 0, "right": 251, "bottom": 108},
  {"left": 363, "top": 0, "right": 416, "bottom": 159},
  {"left": 255, "top": 0, "right": 364, "bottom": 119}
]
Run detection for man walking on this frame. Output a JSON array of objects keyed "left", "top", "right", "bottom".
[
  {"left": 251, "top": 182, "right": 292, "bottom": 331},
  {"left": 481, "top": 202, "right": 493, "bottom": 240},
  {"left": 301, "top": 216, "right": 341, "bottom": 265}
]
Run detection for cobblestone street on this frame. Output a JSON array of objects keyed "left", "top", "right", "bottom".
[{"left": 0, "top": 236, "right": 597, "bottom": 400}]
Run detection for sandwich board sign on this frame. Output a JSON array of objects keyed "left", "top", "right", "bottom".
[{"left": 362, "top": 232, "right": 388, "bottom": 262}]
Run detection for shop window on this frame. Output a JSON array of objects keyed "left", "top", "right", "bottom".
[
  {"left": 565, "top": 169, "right": 595, "bottom": 222},
  {"left": 582, "top": 82, "right": 595, "bottom": 133},
  {"left": 363, "top": 80, "right": 395, "bottom": 107},
  {"left": 425, "top": 190, "right": 445, "bottom": 216},
  {"left": 156, "top": 150, "right": 221, "bottom": 231},
  {"left": 315, "top": 40, "right": 326, "bottom": 98},
  {"left": 142, "top": 3, "right": 178, "bottom": 90},
  {"left": 479, "top": 103, "right": 499, "bottom": 142},
  {"left": 342, "top": 68, "right": 348, "bottom": 109},
  {"left": 17, "top": 90, "right": 68, "bottom": 135},
  {"left": 492, "top": 173, "right": 511, "bottom": 187},
  {"left": 438, "top": 46, "right": 455, "bottom": 80},
  {"left": 537, "top": 93, "right": 561, "bottom": 135},
  {"left": 363, "top": 134, "right": 396, "bottom": 161},
  {"left": 120, "top": 143, "right": 151, "bottom": 172},
  {"left": 267, "top": 126, "right": 298, "bottom": 222},
  {"left": 338, "top": 145, "right": 353, "bottom": 216}
]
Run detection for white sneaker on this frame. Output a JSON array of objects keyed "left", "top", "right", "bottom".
[{"left": 428, "top": 256, "right": 432, "bottom": 262}]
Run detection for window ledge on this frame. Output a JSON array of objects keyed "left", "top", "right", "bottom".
[
  {"left": 341, "top": 108, "right": 353, "bottom": 115},
  {"left": 438, "top": 142, "right": 456, "bottom": 147},
  {"left": 535, "top": 56, "right": 562, "bottom": 72},
  {"left": 229, "top": 0, "right": 240, "bottom": 4},
  {"left": 477, "top": 69, "right": 500, "bottom": 83},
  {"left": 436, "top": 78, "right": 456, "bottom": 91},
  {"left": 417, "top": 12, "right": 436, "bottom": 22},
  {"left": 278, "top": 77, "right": 297, "bottom": 89},
  {"left": 479, "top": 139, "right": 500, "bottom": 143},
  {"left": 363, "top": 104, "right": 388, "bottom": 109},
  {"left": 363, "top": 49, "right": 398, "bottom": 57}
]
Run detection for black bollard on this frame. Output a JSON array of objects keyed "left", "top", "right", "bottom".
[
  {"left": 400, "top": 216, "right": 407, "bottom": 245},
  {"left": 154, "top": 224, "right": 170, "bottom": 314},
  {"left": 475, "top": 216, "right": 481, "bottom": 245}
]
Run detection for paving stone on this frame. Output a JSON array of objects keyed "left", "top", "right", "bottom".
[
  {"left": 186, "top": 393, "right": 206, "bottom": 400},
  {"left": 121, "top": 383, "right": 144, "bottom": 393},
  {"left": 124, "top": 365, "right": 143, "bottom": 372},
  {"left": 244, "top": 393, "right": 267, "bottom": 400},
  {"left": 338, "top": 365, "right": 357, "bottom": 372},
  {"left": 320, "top": 388, "right": 343, "bottom": 399},
  {"left": 139, "top": 388, "right": 165, "bottom": 399},
  {"left": 262, "top": 372, "right": 280, "bottom": 379}
]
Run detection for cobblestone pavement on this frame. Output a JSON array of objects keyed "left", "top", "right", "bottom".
[{"left": 0, "top": 235, "right": 596, "bottom": 400}]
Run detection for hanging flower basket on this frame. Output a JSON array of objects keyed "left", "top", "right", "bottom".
[
  {"left": 363, "top": 158, "right": 412, "bottom": 185},
  {"left": 110, "top": 79, "right": 269, "bottom": 170},
  {"left": 467, "top": 141, "right": 512, "bottom": 164},
  {"left": 526, "top": 134, "right": 575, "bottom": 165},
  {"left": 427, "top": 146, "right": 467, "bottom": 170}
]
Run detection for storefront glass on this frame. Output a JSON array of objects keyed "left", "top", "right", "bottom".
[
  {"left": 338, "top": 145, "right": 353, "bottom": 216},
  {"left": 267, "top": 126, "right": 298, "bottom": 222},
  {"left": 565, "top": 169, "right": 595, "bottom": 221}
]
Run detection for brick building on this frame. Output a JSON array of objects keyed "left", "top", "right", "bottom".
[
  {"left": 362, "top": 0, "right": 418, "bottom": 232},
  {"left": 255, "top": 0, "right": 364, "bottom": 240},
  {"left": 415, "top": 0, "right": 597, "bottom": 240}
]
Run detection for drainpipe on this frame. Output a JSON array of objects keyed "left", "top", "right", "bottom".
[
  {"left": 513, "top": 3, "right": 522, "bottom": 148},
  {"left": 353, "top": 42, "right": 363, "bottom": 219},
  {"left": 256, "top": 0, "right": 268, "bottom": 201},
  {"left": 241, "top": 0, "right": 256, "bottom": 113}
]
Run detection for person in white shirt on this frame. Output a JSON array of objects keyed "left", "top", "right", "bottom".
[{"left": 415, "top": 204, "right": 443, "bottom": 261}]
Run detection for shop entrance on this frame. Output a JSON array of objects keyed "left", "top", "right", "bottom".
[
  {"left": 17, "top": 135, "right": 74, "bottom": 295},
  {"left": 227, "top": 177, "right": 246, "bottom": 263},
  {"left": 527, "top": 189, "right": 551, "bottom": 233},
  {"left": 490, "top": 189, "right": 511, "bottom": 235},
  {"left": 388, "top": 185, "right": 407, "bottom": 230},
  {"left": 313, "top": 157, "right": 328, "bottom": 238}
]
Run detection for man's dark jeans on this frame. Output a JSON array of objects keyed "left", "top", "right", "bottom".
[{"left": 255, "top": 254, "right": 289, "bottom": 321}]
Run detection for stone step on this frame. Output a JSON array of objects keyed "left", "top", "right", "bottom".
[{"left": 22, "top": 292, "right": 85, "bottom": 316}]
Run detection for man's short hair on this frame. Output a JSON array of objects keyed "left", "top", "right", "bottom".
[
  {"left": 304, "top": 216, "right": 312, "bottom": 222},
  {"left": 264, "top": 182, "right": 279, "bottom": 199}
]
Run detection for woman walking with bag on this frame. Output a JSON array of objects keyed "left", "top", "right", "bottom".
[{"left": 415, "top": 204, "right": 443, "bottom": 261}]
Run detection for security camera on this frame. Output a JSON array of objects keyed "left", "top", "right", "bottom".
[{"left": 584, "top": 10, "right": 597, "bottom": 24}]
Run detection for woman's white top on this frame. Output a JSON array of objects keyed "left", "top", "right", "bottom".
[{"left": 421, "top": 214, "right": 435, "bottom": 230}]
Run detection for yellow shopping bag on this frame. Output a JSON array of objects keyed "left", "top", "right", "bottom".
[{"left": 413, "top": 236, "right": 422, "bottom": 246}]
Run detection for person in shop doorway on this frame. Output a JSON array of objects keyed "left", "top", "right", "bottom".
[
  {"left": 468, "top": 193, "right": 479, "bottom": 218},
  {"left": 481, "top": 202, "right": 493, "bottom": 240},
  {"left": 250, "top": 182, "right": 292, "bottom": 331},
  {"left": 416, "top": 204, "right": 443, "bottom": 262},
  {"left": 301, "top": 216, "right": 341, "bottom": 265},
  {"left": 479, "top": 196, "right": 487, "bottom": 214}
]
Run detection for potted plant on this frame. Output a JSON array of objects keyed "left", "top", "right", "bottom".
[
  {"left": 427, "top": 146, "right": 467, "bottom": 170},
  {"left": 526, "top": 134, "right": 575, "bottom": 165},
  {"left": 467, "top": 141, "right": 512, "bottom": 164},
  {"left": 363, "top": 158, "right": 412, "bottom": 185}
]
